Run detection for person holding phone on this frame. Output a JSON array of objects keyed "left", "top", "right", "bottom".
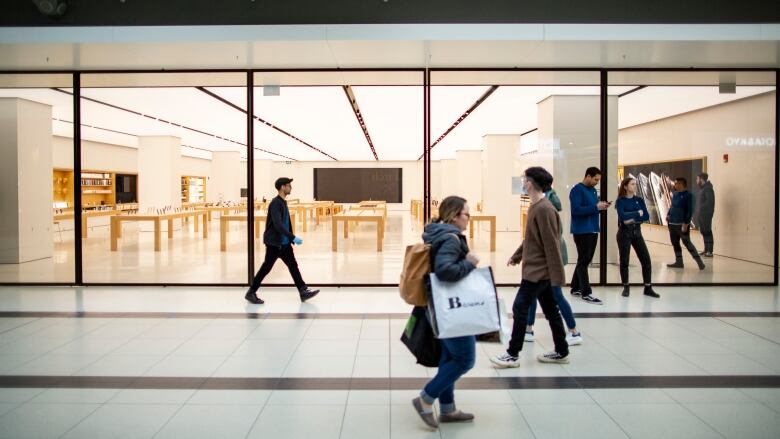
[
  {"left": 615, "top": 177, "right": 659, "bottom": 298},
  {"left": 568, "top": 167, "right": 610, "bottom": 305}
]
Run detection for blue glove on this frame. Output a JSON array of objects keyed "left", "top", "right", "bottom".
[{"left": 293, "top": 237, "right": 303, "bottom": 245}]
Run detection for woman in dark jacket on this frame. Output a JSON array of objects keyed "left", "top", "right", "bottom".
[
  {"left": 412, "top": 196, "right": 480, "bottom": 429},
  {"left": 615, "top": 177, "right": 659, "bottom": 298}
]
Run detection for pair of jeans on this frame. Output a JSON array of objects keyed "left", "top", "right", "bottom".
[
  {"left": 249, "top": 244, "right": 306, "bottom": 292},
  {"left": 571, "top": 233, "right": 598, "bottom": 296},
  {"left": 527, "top": 286, "right": 577, "bottom": 330},
  {"left": 617, "top": 224, "right": 652, "bottom": 284},
  {"left": 508, "top": 279, "right": 569, "bottom": 358},
  {"left": 421, "top": 335, "right": 476, "bottom": 413},
  {"left": 668, "top": 224, "right": 701, "bottom": 260},
  {"left": 700, "top": 228, "right": 714, "bottom": 253}
]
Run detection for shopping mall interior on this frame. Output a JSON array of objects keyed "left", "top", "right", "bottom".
[{"left": 0, "top": 2, "right": 778, "bottom": 438}]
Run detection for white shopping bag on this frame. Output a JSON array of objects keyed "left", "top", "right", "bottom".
[{"left": 427, "top": 266, "right": 501, "bottom": 339}]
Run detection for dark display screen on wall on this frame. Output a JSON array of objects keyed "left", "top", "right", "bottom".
[{"left": 314, "top": 168, "right": 402, "bottom": 203}]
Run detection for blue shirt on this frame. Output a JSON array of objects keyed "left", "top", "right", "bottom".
[
  {"left": 615, "top": 196, "right": 650, "bottom": 224},
  {"left": 569, "top": 183, "right": 600, "bottom": 234},
  {"left": 668, "top": 191, "right": 694, "bottom": 224}
]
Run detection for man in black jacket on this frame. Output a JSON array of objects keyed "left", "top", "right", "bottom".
[
  {"left": 695, "top": 173, "right": 715, "bottom": 257},
  {"left": 245, "top": 177, "right": 319, "bottom": 304}
]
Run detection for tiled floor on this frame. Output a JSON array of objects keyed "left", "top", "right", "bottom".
[{"left": 0, "top": 285, "right": 778, "bottom": 438}]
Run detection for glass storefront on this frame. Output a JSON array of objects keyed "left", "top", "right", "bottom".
[{"left": 0, "top": 69, "right": 775, "bottom": 286}]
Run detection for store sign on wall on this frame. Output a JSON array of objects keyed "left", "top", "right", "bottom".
[{"left": 724, "top": 137, "right": 775, "bottom": 148}]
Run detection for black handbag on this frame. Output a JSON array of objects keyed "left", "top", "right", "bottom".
[{"left": 400, "top": 306, "right": 441, "bottom": 367}]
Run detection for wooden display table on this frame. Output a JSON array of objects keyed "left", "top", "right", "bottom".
[
  {"left": 219, "top": 211, "right": 296, "bottom": 252},
  {"left": 54, "top": 209, "right": 130, "bottom": 239},
  {"left": 205, "top": 205, "right": 247, "bottom": 221},
  {"left": 332, "top": 210, "right": 385, "bottom": 252},
  {"left": 352, "top": 201, "right": 387, "bottom": 220},
  {"left": 110, "top": 210, "right": 208, "bottom": 252},
  {"left": 288, "top": 203, "right": 316, "bottom": 232},
  {"left": 314, "top": 201, "right": 343, "bottom": 225},
  {"left": 469, "top": 214, "right": 497, "bottom": 252},
  {"left": 410, "top": 199, "right": 423, "bottom": 219}
]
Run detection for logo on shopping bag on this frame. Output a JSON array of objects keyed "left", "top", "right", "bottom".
[{"left": 447, "top": 297, "right": 485, "bottom": 310}]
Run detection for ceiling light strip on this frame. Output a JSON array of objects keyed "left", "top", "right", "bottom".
[
  {"left": 618, "top": 85, "right": 647, "bottom": 98},
  {"left": 52, "top": 87, "right": 295, "bottom": 161},
  {"left": 342, "top": 85, "right": 378, "bottom": 161},
  {"left": 196, "top": 87, "right": 338, "bottom": 161},
  {"left": 418, "top": 85, "right": 499, "bottom": 160}
]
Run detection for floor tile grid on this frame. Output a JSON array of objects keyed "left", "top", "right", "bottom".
[{"left": 50, "top": 318, "right": 240, "bottom": 439}]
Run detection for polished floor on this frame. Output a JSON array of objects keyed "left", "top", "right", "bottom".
[
  {"left": 1, "top": 210, "right": 773, "bottom": 284},
  {"left": 0, "top": 285, "right": 779, "bottom": 438}
]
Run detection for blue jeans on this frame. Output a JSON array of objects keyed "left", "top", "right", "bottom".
[
  {"left": 527, "top": 286, "right": 577, "bottom": 330},
  {"left": 421, "top": 335, "right": 476, "bottom": 413}
]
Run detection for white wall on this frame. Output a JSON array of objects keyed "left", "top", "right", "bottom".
[
  {"left": 482, "top": 134, "right": 523, "bottom": 231},
  {"left": 456, "top": 150, "right": 483, "bottom": 208},
  {"left": 619, "top": 91, "right": 776, "bottom": 265}
]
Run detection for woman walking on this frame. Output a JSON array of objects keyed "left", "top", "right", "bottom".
[
  {"left": 615, "top": 177, "right": 660, "bottom": 298},
  {"left": 412, "top": 196, "right": 480, "bottom": 429}
]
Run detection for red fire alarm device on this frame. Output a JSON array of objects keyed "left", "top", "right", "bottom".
[{"left": 723, "top": 153, "right": 729, "bottom": 163}]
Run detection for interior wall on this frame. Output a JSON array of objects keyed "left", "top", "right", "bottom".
[
  {"left": 618, "top": 91, "right": 776, "bottom": 265},
  {"left": 482, "top": 134, "right": 523, "bottom": 231}
]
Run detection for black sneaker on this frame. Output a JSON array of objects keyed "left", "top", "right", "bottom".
[
  {"left": 244, "top": 290, "right": 264, "bottom": 304},
  {"left": 299, "top": 288, "right": 320, "bottom": 302},
  {"left": 702, "top": 252, "right": 713, "bottom": 258},
  {"left": 643, "top": 286, "right": 660, "bottom": 298},
  {"left": 570, "top": 289, "right": 582, "bottom": 297},
  {"left": 581, "top": 295, "right": 603, "bottom": 305}
]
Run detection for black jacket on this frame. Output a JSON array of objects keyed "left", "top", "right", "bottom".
[
  {"left": 694, "top": 181, "right": 715, "bottom": 228},
  {"left": 422, "top": 222, "right": 475, "bottom": 282},
  {"left": 263, "top": 195, "right": 296, "bottom": 247}
]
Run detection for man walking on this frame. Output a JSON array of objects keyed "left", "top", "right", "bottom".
[
  {"left": 694, "top": 173, "right": 715, "bottom": 257},
  {"left": 490, "top": 167, "right": 569, "bottom": 368},
  {"left": 568, "top": 167, "right": 609, "bottom": 305},
  {"left": 245, "top": 177, "right": 320, "bottom": 304},
  {"left": 666, "top": 177, "right": 706, "bottom": 270}
]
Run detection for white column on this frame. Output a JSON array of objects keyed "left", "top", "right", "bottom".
[
  {"left": 456, "top": 150, "right": 483, "bottom": 208},
  {"left": 253, "top": 159, "right": 273, "bottom": 201},
  {"left": 0, "top": 98, "right": 53, "bottom": 263},
  {"left": 138, "top": 136, "right": 181, "bottom": 230},
  {"left": 482, "top": 134, "right": 523, "bottom": 231},
  {"left": 210, "top": 151, "right": 242, "bottom": 203},
  {"left": 538, "top": 95, "right": 618, "bottom": 263}
]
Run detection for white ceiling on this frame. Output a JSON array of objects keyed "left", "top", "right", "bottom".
[{"left": 0, "top": 82, "right": 774, "bottom": 161}]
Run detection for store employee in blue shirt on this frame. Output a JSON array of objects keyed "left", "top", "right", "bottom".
[
  {"left": 568, "top": 167, "right": 610, "bottom": 305},
  {"left": 666, "top": 177, "right": 706, "bottom": 270},
  {"left": 615, "top": 177, "right": 659, "bottom": 298}
]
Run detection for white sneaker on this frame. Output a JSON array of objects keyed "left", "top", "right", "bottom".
[
  {"left": 566, "top": 333, "right": 583, "bottom": 346},
  {"left": 537, "top": 351, "right": 570, "bottom": 364},
  {"left": 490, "top": 352, "right": 521, "bottom": 368},
  {"left": 524, "top": 331, "right": 535, "bottom": 342}
]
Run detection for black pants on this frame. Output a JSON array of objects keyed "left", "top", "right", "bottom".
[
  {"left": 668, "top": 224, "right": 700, "bottom": 259},
  {"left": 250, "top": 245, "right": 306, "bottom": 292},
  {"left": 617, "top": 225, "right": 652, "bottom": 285},
  {"left": 507, "top": 279, "right": 568, "bottom": 357},
  {"left": 571, "top": 233, "right": 598, "bottom": 296},
  {"left": 700, "top": 228, "right": 714, "bottom": 253}
]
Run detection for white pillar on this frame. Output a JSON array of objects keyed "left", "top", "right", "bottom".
[
  {"left": 253, "top": 159, "right": 273, "bottom": 202},
  {"left": 0, "top": 98, "right": 53, "bottom": 263},
  {"left": 538, "top": 95, "right": 618, "bottom": 263},
  {"left": 210, "top": 151, "right": 242, "bottom": 203},
  {"left": 138, "top": 136, "right": 181, "bottom": 230},
  {"left": 456, "top": 150, "right": 483, "bottom": 208},
  {"left": 482, "top": 134, "right": 523, "bottom": 231}
]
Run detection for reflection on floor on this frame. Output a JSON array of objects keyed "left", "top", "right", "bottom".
[
  {"left": 0, "top": 285, "right": 778, "bottom": 438},
  {"left": 0, "top": 210, "right": 773, "bottom": 284}
]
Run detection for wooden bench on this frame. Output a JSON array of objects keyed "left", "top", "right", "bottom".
[
  {"left": 219, "top": 211, "right": 296, "bottom": 252},
  {"left": 332, "top": 210, "right": 385, "bottom": 252},
  {"left": 110, "top": 209, "right": 208, "bottom": 252}
]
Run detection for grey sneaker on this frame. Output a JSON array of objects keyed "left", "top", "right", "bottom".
[
  {"left": 538, "top": 351, "right": 569, "bottom": 364},
  {"left": 439, "top": 410, "right": 475, "bottom": 423},
  {"left": 412, "top": 397, "right": 438, "bottom": 429}
]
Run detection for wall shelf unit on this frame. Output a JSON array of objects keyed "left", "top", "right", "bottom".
[{"left": 182, "top": 176, "right": 207, "bottom": 203}]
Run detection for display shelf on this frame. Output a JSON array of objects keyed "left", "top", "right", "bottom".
[
  {"left": 52, "top": 169, "right": 74, "bottom": 208},
  {"left": 181, "top": 176, "right": 207, "bottom": 203}
]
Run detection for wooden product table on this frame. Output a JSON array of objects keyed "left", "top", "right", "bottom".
[
  {"left": 219, "top": 211, "right": 296, "bottom": 251},
  {"left": 288, "top": 203, "right": 317, "bottom": 232},
  {"left": 410, "top": 199, "right": 423, "bottom": 219},
  {"left": 468, "top": 214, "right": 497, "bottom": 252},
  {"left": 331, "top": 210, "right": 385, "bottom": 252},
  {"left": 204, "top": 205, "right": 248, "bottom": 221},
  {"left": 314, "top": 201, "right": 344, "bottom": 225},
  {"left": 54, "top": 209, "right": 132, "bottom": 239},
  {"left": 110, "top": 209, "right": 208, "bottom": 252},
  {"left": 351, "top": 201, "right": 387, "bottom": 220}
]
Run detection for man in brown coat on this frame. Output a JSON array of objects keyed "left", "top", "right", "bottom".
[{"left": 490, "top": 166, "right": 570, "bottom": 367}]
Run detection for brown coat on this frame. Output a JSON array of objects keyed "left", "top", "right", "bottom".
[{"left": 510, "top": 198, "right": 566, "bottom": 286}]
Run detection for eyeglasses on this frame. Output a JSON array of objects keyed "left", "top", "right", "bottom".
[{"left": 462, "top": 213, "right": 471, "bottom": 218}]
